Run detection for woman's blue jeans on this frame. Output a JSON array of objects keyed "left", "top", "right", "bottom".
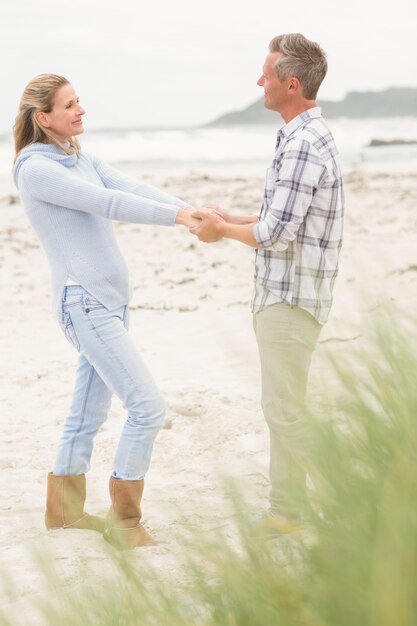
[{"left": 53, "top": 286, "right": 165, "bottom": 480}]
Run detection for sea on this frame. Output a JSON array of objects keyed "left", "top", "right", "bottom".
[{"left": 1, "top": 117, "right": 417, "bottom": 187}]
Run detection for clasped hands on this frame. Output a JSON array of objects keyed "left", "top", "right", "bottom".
[
  {"left": 187, "top": 205, "right": 225, "bottom": 243},
  {"left": 179, "top": 205, "right": 258, "bottom": 243}
]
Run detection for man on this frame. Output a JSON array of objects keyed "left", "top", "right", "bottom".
[{"left": 191, "top": 33, "right": 344, "bottom": 530}]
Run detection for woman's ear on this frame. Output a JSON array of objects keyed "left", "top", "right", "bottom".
[{"left": 35, "top": 111, "right": 50, "bottom": 128}]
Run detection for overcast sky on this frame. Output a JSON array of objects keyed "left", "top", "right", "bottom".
[{"left": 1, "top": 0, "right": 416, "bottom": 133}]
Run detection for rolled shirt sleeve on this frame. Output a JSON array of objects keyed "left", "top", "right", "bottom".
[{"left": 253, "top": 139, "right": 326, "bottom": 251}]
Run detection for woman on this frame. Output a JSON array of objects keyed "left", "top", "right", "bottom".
[{"left": 13, "top": 74, "right": 199, "bottom": 549}]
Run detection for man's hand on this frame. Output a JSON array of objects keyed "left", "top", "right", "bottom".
[
  {"left": 190, "top": 207, "right": 225, "bottom": 243},
  {"left": 194, "top": 205, "right": 224, "bottom": 219}
]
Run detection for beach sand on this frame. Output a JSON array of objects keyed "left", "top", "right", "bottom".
[{"left": 1, "top": 162, "right": 416, "bottom": 615}]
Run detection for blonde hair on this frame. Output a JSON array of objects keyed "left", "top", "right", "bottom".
[
  {"left": 269, "top": 33, "right": 327, "bottom": 100},
  {"left": 13, "top": 73, "right": 81, "bottom": 161}
]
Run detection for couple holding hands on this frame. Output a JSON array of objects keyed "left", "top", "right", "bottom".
[{"left": 13, "top": 33, "right": 343, "bottom": 549}]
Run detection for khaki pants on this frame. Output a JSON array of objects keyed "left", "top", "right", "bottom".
[{"left": 253, "top": 303, "right": 321, "bottom": 518}]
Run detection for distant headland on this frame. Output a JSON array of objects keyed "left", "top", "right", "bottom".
[{"left": 205, "top": 87, "right": 417, "bottom": 126}]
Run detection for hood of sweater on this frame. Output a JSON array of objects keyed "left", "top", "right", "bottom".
[{"left": 13, "top": 142, "right": 78, "bottom": 188}]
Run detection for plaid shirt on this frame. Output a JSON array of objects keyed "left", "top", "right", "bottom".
[{"left": 252, "top": 107, "right": 344, "bottom": 324}]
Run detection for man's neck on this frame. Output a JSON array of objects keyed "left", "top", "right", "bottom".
[{"left": 280, "top": 101, "right": 317, "bottom": 124}]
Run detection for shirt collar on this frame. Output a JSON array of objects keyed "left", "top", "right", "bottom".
[{"left": 277, "top": 106, "right": 322, "bottom": 140}]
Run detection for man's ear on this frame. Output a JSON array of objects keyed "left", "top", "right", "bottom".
[
  {"left": 35, "top": 111, "right": 50, "bottom": 128},
  {"left": 288, "top": 77, "right": 301, "bottom": 94}
]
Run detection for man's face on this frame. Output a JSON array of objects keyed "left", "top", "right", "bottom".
[{"left": 257, "top": 52, "right": 289, "bottom": 112}]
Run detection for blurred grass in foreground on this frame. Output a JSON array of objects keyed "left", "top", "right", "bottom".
[{"left": 1, "top": 311, "right": 416, "bottom": 626}]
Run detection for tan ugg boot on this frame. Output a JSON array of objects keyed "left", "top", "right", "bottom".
[
  {"left": 103, "top": 476, "right": 156, "bottom": 549},
  {"left": 45, "top": 472, "right": 105, "bottom": 532}
]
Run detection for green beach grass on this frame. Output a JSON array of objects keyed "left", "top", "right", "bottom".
[{"left": 1, "top": 311, "right": 416, "bottom": 626}]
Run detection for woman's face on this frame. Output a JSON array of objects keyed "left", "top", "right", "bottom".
[{"left": 38, "top": 83, "right": 85, "bottom": 141}]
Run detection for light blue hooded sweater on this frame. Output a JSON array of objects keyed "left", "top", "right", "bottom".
[{"left": 13, "top": 143, "right": 188, "bottom": 319}]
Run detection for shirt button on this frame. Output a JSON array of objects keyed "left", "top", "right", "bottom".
[{"left": 85, "top": 308, "right": 90, "bottom": 313}]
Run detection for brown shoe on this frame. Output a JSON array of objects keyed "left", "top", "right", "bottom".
[
  {"left": 258, "top": 511, "right": 303, "bottom": 536},
  {"left": 45, "top": 472, "right": 105, "bottom": 532},
  {"left": 103, "top": 476, "right": 156, "bottom": 549}
]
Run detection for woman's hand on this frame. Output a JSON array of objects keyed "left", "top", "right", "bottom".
[{"left": 175, "top": 207, "right": 201, "bottom": 229}]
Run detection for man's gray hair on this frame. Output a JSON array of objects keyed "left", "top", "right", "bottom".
[{"left": 269, "top": 33, "right": 327, "bottom": 100}]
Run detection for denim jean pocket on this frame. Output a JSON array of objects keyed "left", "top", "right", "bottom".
[
  {"left": 62, "top": 311, "right": 80, "bottom": 351},
  {"left": 83, "top": 293, "right": 107, "bottom": 313}
]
